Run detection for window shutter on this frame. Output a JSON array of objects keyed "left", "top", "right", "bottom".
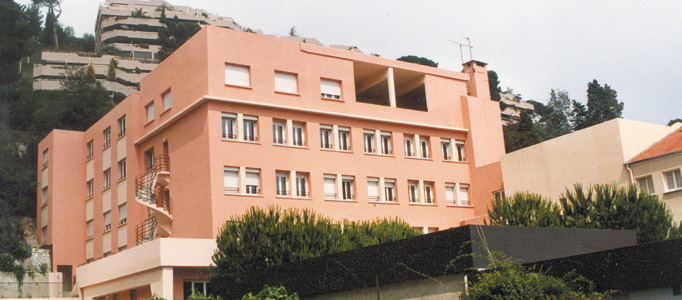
[
  {"left": 367, "top": 180, "right": 379, "bottom": 200},
  {"left": 225, "top": 64, "right": 250, "bottom": 87},
  {"left": 324, "top": 176, "right": 336, "bottom": 196},
  {"left": 275, "top": 72, "right": 297, "bottom": 93},
  {"left": 224, "top": 168, "right": 239, "bottom": 191},
  {"left": 246, "top": 170, "right": 260, "bottom": 186},
  {"left": 320, "top": 79, "right": 341, "bottom": 97}
]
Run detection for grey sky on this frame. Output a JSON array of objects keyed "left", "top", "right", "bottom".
[{"left": 17, "top": 0, "right": 682, "bottom": 125}]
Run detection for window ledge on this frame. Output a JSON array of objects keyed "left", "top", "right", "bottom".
[
  {"left": 364, "top": 153, "right": 395, "bottom": 158},
  {"left": 103, "top": 144, "right": 111, "bottom": 150},
  {"left": 118, "top": 222, "right": 127, "bottom": 228},
  {"left": 41, "top": 202, "right": 48, "bottom": 208},
  {"left": 160, "top": 108, "right": 172, "bottom": 117},
  {"left": 103, "top": 187, "right": 111, "bottom": 192},
  {"left": 369, "top": 201, "right": 400, "bottom": 205},
  {"left": 87, "top": 156, "right": 94, "bottom": 162},
  {"left": 103, "top": 229, "right": 111, "bottom": 233},
  {"left": 442, "top": 159, "right": 467, "bottom": 164},
  {"left": 117, "top": 133, "right": 126, "bottom": 140},
  {"left": 86, "top": 236, "right": 94, "bottom": 241},
  {"left": 86, "top": 196, "right": 94, "bottom": 201},
  {"left": 447, "top": 204, "right": 473, "bottom": 208},
  {"left": 273, "top": 144, "right": 309, "bottom": 150},
  {"left": 225, "top": 83, "right": 252, "bottom": 90},
  {"left": 409, "top": 203, "right": 437, "bottom": 206},
  {"left": 321, "top": 97, "right": 344, "bottom": 102},
  {"left": 277, "top": 196, "right": 313, "bottom": 201},
  {"left": 664, "top": 188, "right": 682, "bottom": 195},
  {"left": 405, "top": 156, "right": 433, "bottom": 161},
  {"left": 320, "top": 148, "right": 354, "bottom": 154},
  {"left": 275, "top": 91, "right": 300, "bottom": 97},
  {"left": 143, "top": 119, "right": 154, "bottom": 127},
  {"left": 221, "top": 138, "right": 261, "bottom": 145},
  {"left": 324, "top": 199, "right": 357, "bottom": 203},
  {"left": 224, "top": 193, "right": 264, "bottom": 198}
]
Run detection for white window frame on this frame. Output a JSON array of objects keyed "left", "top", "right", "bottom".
[
  {"left": 404, "top": 135, "right": 414, "bottom": 157},
  {"left": 274, "top": 71, "right": 298, "bottom": 94},
  {"left": 493, "top": 190, "right": 506, "bottom": 201},
  {"left": 408, "top": 181, "right": 419, "bottom": 203},
  {"left": 420, "top": 137, "right": 430, "bottom": 158},
  {"left": 42, "top": 187, "right": 48, "bottom": 205},
  {"left": 456, "top": 141, "right": 465, "bottom": 162},
  {"left": 320, "top": 78, "right": 341, "bottom": 99},
  {"left": 320, "top": 125, "right": 333, "bottom": 149},
  {"left": 664, "top": 169, "right": 682, "bottom": 192},
  {"left": 441, "top": 139, "right": 452, "bottom": 161},
  {"left": 87, "top": 220, "right": 93, "bottom": 238},
  {"left": 342, "top": 176, "right": 355, "bottom": 200},
  {"left": 223, "top": 167, "right": 239, "bottom": 194},
  {"left": 222, "top": 113, "right": 237, "bottom": 140},
  {"left": 367, "top": 177, "right": 380, "bottom": 202},
  {"left": 104, "top": 169, "right": 111, "bottom": 189},
  {"left": 276, "top": 171, "right": 289, "bottom": 196},
  {"left": 245, "top": 168, "right": 260, "bottom": 195},
  {"left": 243, "top": 115, "right": 258, "bottom": 142},
  {"left": 225, "top": 64, "right": 250, "bottom": 87},
  {"left": 296, "top": 173, "right": 309, "bottom": 197},
  {"left": 636, "top": 176, "right": 655, "bottom": 195},
  {"left": 272, "top": 120, "right": 286, "bottom": 145},
  {"left": 118, "top": 159, "right": 127, "bottom": 180},
  {"left": 292, "top": 122, "right": 306, "bottom": 146},
  {"left": 87, "top": 141, "right": 93, "bottom": 159},
  {"left": 324, "top": 174, "right": 337, "bottom": 200},
  {"left": 118, "top": 116, "right": 126, "bottom": 136},
  {"left": 338, "top": 127, "right": 351, "bottom": 151},
  {"left": 364, "top": 130, "right": 375, "bottom": 153},
  {"left": 384, "top": 179, "right": 396, "bottom": 202},
  {"left": 43, "top": 149, "right": 48, "bottom": 166},
  {"left": 424, "top": 182, "right": 434, "bottom": 204},
  {"left": 87, "top": 180, "right": 93, "bottom": 199},
  {"left": 381, "top": 132, "right": 392, "bottom": 155},
  {"left": 445, "top": 184, "right": 456, "bottom": 206},
  {"left": 104, "top": 128, "right": 111, "bottom": 148}
]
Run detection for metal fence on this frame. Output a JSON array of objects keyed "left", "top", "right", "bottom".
[{"left": 0, "top": 281, "right": 70, "bottom": 298}]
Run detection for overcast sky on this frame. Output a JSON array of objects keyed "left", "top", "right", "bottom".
[{"left": 17, "top": 0, "right": 682, "bottom": 125}]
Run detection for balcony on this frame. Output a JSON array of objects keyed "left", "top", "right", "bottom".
[{"left": 135, "top": 155, "right": 172, "bottom": 245}]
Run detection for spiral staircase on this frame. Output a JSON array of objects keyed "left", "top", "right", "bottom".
[{"left": 135, "top": 156, "right": 172, "bottom": 245}]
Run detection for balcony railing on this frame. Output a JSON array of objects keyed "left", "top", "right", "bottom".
[
  {"left": 136, "top": 216, "right": 157, "bottom": 245},
  {"left": 223, "top": 133, "right": 237, "bottom": 140},
  {"left": 292, "top": 139, "right": 306, "bottom": 147},
  {"left": 243, "top": 135, "right": 258, "bottom": 142},
  {"left": 273, "top": 138, "right": 286, "bottom": 145},
  {"left": 135, "top": 155, "right": 172, "bottom": 214}
]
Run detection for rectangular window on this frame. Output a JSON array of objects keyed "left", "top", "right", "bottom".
[
  {"left": 445, "top": 184, "right": 456, "bottom": 205},
  {"left": 87, "top": 180, "right": 93, "bottom": 199},
  {"left": 408, "top": 181, "right": 419, "bottom": 203},
  {"left": 146, "top": 103, "right": 154, "bottom": 122},
  {"left": 87, "top": 141, "right": 93, "bottom": 159},
  {"left": 664, "top": 169, "right": 682, "bottom": 191},
  {"left": 87, "top": 220, "right": 93, "bottom": 238},
  {"left": 424, "top": 182, "right": 434, "bottom": 204},
  {"left": 420, "top": 137, "right": 430, "bottom": 158},
  {"left": 224, "top": 167, "right": 239, "bottom": 194},
  {"left": 493, "top": 190, "right": 506, "bottom": 201},
  {"left": 367, "top": 177, "right": 379, "bottom": 202},
  {"left": 184, "top": 281, "right": 209, "bottom": 299},
  {"left": 272, "top": 120, "right": 286, "bottom": 144},
  {"left": 320, "top": 125, "right": 333, "bottom": 149},
  {"left": 243, "top": 115, "right": 258, "bottom": 142},
  {"left": 104, "top": 169, "right": 111, "bottom": 189},
  {"left": 292, "top": 122, "right": 305, "bottom": 146},
  {"left": 163, "top": 90, "right": 172, "bottom": 110},
  {"left": 637, "top": 176, "right": 655, "bottom": 194},
  {"left": 118, "top": 159, "right": 127, "bottom": 179},
  {"left": 43, "top": 149, "right": 48, "bottom": 167},
  {"left": 130, "top": 289, "right": 137, "bottom": 300},
  {"left": 338, "top": 127, "right": 351, "bottom": 151},
  {"left": 275, "top": 71, "right": 298, "bottom": 94},
  {"left": 145, "top": 150, "right": 155, "bottom": 170},
  {"left": 276, "top": 171, "right": 289, "bottom": 196},
  {"left": 342, "top": 176, "right": 355, "bottom": 200},
  {"left": 441, "top": 139, "right": 452, "bottom": 161},
  {"left": 381, "top": 132, "right": 392, "bottom": 155},
  {"left": 245, "top": 168, "right": 260, "bottom": 194},
  {"left": 222, "top": 113, "right": 237, "bottom": 140},
  {"left": 225, "top": 64, "right": 250, "bottom": 87},
  {"left": 42, "top": 226, "right": 47, "bottom": 243},
  {"left": 104, "top": 128, "right": 111, "bottom": 148},
  {"left": 363, "top": 130, "right": 375, "bottom": 153},
  {"left": 42, "top": 187, "right": 48, "bottom": 205},
  {"left": 104, "top": 211, "right": 112, "bottom": 231},
  {"left": 119, "top": 203, "right": 127, "bottom": 225},
  {"left": 324, "top": 174, "right": 337, "bottom": 200},
  {"left": 118, "top": 116, "right": 126, "bottom": 136},
  {"left": 321, "top": 79, "right": 341, "bottom": 99},
  {"left": 459, "top": 184, "right": 470, "bottom": 206},
  {"left": 404, "top": 135, "right": 414, "bottom": 157},
  {"left": 296, "top": 174, "right": 309, "bottom": 197},
  {"left": 384, "top": 179, "right": 396, "bottom": 202},
  {"left": 456, "top": 141, "right": 465, "bottom": 162}
]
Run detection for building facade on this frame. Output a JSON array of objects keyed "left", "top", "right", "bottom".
[{"left": 37, "top": 26, "right": 505, "bottom": 300}]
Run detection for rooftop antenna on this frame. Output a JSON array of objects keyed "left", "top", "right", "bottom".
[{"left": 447, "top": 38, "right": 474, "bottom": 64}]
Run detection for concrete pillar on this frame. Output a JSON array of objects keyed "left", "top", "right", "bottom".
[
  {"left": 286, "top": 119, "right": 294, "bottom": 146},
  {"left": 414, "top": 134, "right": 421, "bottom": 158},
  {"left": 374, "top": 130, "right": 381, "bottom": 154},
  {"left": 290, "top": 170, "right": 296, "bottom": 197},
  {"left": 378, "top": 177, "right": 386, "bottom": 201},
  {"left": 387, "top": 68, "right": 396, "bottom": 108},
  {"left": 418, "top": 180, "right": 425, "bottom": 204},
  {"left": 236, "top": 114, "right": 244, "bottom": 141},
  {"left": 454, "top": 182, "right": 461, "bottom": 206},
  {"left": 239, "top": 167, "right": 246, "bottom": 194},
  {"left": 150, "top": 267, "right": 174, "bottom": 300},
  {"left": 332, "top": 125, "right": 340, "bottom": 151},
  {"left": 336, "top": 174, "right": 343, "bottom": 200}
]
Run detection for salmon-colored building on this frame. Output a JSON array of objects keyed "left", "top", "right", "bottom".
[{"left": 37, "top": 26, "right": 504, "bottom": 300}]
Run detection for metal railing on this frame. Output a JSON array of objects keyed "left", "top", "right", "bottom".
[
  {"left": 135, "top": 155, "right": 172, "bottom": 214},
  {"left": 136, "top": 216, "right": 157, "bottom": 245},
  {"left": 0, "top": 282, "right": 71, "bottom": 298}
]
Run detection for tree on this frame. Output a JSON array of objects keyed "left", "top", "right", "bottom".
[
  {"left": 503, "top": 110, "right": 540, "bottom": 152},
  {"left": 396, "top": 55, "right": 438, "bottom": 68},
  {"left": 585, "top": 79, "right": 623, "bottom": 128},
  {"left": 130, "top": 8, "right": 148, "bottom": 18},
  {"left": 543, "top": 89, "right": 573, "bottom": 138},
  {"left": 487, "top": 70, "right": 501, "bottom": 101},
  {"left": 0, "top": 0, "right": 33, "bottom": 85},
  {"left": 32, "top": 0, "right": 62, "bottom": 49},
  {"left": 488, "top": 184, "right": 675, "bottom": 243},
  {"left": 570, "top": 100, "right": 589, "bottom": 131},
  {"left": 668, "top": 119, "right": 682, "bottom": 126},
  {"left": 21, "top": 4, "right": 43, "bottom": 37},
  {"left": 107, "top": 58, "right": 117, "bottom": 81},
  {"left": 241, "top": 286, "right": 299, "bottom": 300},
  {"left": 156, "top": 16, "right": 201, "bottom": 61}
]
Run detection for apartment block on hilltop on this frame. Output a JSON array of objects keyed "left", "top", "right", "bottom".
[{"left": 37, "top": 26, "right": 505, "bottom": 300}]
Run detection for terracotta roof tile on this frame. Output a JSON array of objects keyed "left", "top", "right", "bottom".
[{"left": 628, "top": 127, "right": 682, "bottom": 164}]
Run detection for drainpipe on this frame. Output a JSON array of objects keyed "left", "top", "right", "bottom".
[{"left": 625, "top": 163, "right": 635, "bottom": 184}]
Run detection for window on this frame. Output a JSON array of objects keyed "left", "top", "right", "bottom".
[
  {"left": 367, "top": 178, "right": 379, "bottom": 202},
  {"left": 637, "top": 176, "right": 655, "bottom": 194},
  {"left": 364, "top": 130, "right": 375, "bottom": 153},
  {"left": 119, "top": 204, "right": 127, "bottom": 225},
  {"left": 245, "top": 168, "right": 260, "bottom": 194},
  {"left": 243, "top": 115, "right": 258, "bottom": 142},
  {"left": 272, "top": 120, "right": 286, "bottom": 144},
  {"left": 224, "top": 167, "right": 239, "bottom": 194},
  {"left": 104, "top": 211, "right": 112, "bottom": 231},
  {"left": 145, "top": 150, "right": 155, "bottom": 170},
  {"left": 321, "top": 79, "right": 341, "bottom": 99},
  {"left": 43, "top": 149, "right": 48, "bottom": 167},
  {"left": 664, "top": 169, "right": 682, "bottom": 191},
  {"left": 292, "top": 122, "right": 305, "bottom": 146},
  {"left": 87, "top": 141, "right": 94, "bottom": 159},
  {"left": 163, "top": 90, "right": 172, "bottom": 110},
  {"left": 146, "top": 103, "right": 154, "bottom": 122},
  {"left": 324, "top": 174, "right": 337, "bottom": 200},
  {"left": 320, "top": 125, "right": 333, "bottom": 149},
  {"left": 87, "top": 220, "right": 93, "bottom": 238},
  {"left": 493, "top": 190, "right": 506, "bottom": 201},
  {"left": 445, "top": 184, "right": 456, "bottom": 205},
  {"left": 384, "top": 179, "right": 396, "bottom": 202},
  {"left": 456, "top": 141, "right": 465, "bottom": 162},
  {"left": 118, "top": 116, "right": 126, "bottom": 136},
  {"left": 342, "top": 176, "right": 355, "bottom": 200},
  {"left": 408, "top": 181, "right": 419, "bottom": 203},
  {"left": 424, "top": 182, "right": 434, "bottom": 203},
  {"left": 338, "top": 127, "right": 351, "bottom": 150},
  {"left": 42, "top": 187, "right": 48, "bottom": 205},
  {"left": 104, "top": 169, "right": 111, "bottom": 189},
  {"left": 441, "top": 139, "right": 452, "bottom": 160},
  {"left": 183, "top": 281, "right": 209, "bottom": 299},
  {"left": 420, "top": 137, "right": 430, "bottom": 158},
  {"left": 404, "top": 135, "right": 414, "bottom": 157},
  {"left": 225, "top": 64, "right": 250, "bottom": 87},
  {"left": 459, "top": 184, "right": 470, "bottom": 206},
  {"left": 222, "top": 113, "right": 237, "bottom": 140},
  {"left": 118, "top": 159, "right": 127, "bottom": 179},
  {"left": 296, "top": 174, "right": 309, "bottom": 197},
  {"left": 381, "top": 132, "right": 392, "bottom": 155},
  {"left": 103, "top": 128, "right": 111, "bottom": 148},
  {"left": 276, "top": 172, "right": 289, "bottom": 196},
  {"left": 87, "top": 180, "right": 93, "bottom": 199},
  {"left": 130, "top": 289, "right": 137, "bottom": 300},
  {"left": 274, "top": 71, "right": 298, "bottom": 94}
]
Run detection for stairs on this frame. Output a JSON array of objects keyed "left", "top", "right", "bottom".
[{"left": 135, "top": 156, "right": 172, "bottom": 244}]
